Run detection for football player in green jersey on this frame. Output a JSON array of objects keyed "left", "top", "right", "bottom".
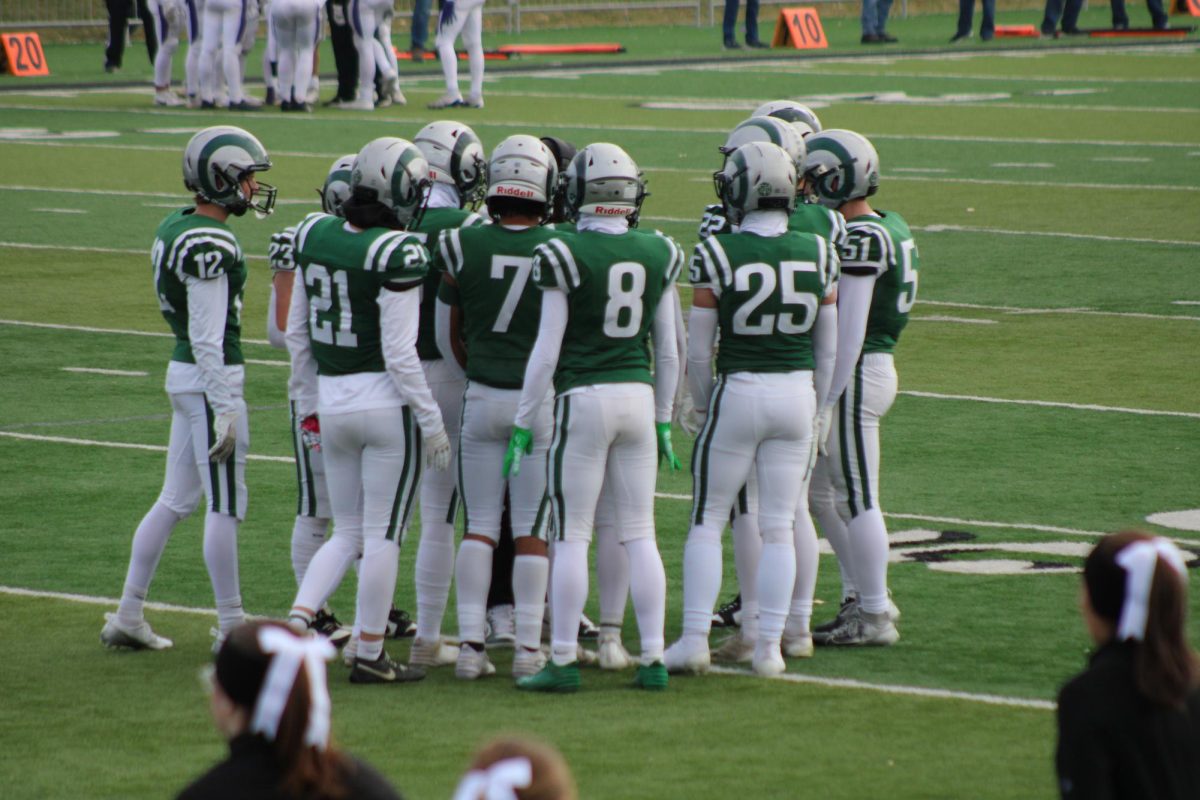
[
  {"left": 431, "top": 135, "right": 562, "bottom": 681},
  {"left": 804, "top": 129, "right": 916, "bottom": 647},
  {"left": 266, "top": 154, "right": 356, "bottom": 648},
  {"left": 286, "top": 136, "right": 450, "bottom": 685},
  {"left": 102, "top": 126, "right": 274, "bottom": 653},
  {"left": 406, "top": 120, "right": 490, "bottom": 669},
  {"left": 508, "top": 143, "right": 683, "bottom": 693},
  {"left": 665, "top": 142, "right": 839, "bottom": 677}
]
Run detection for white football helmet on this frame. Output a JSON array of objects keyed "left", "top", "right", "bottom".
[
  {"left": 802, "top": 129, "right": 881, "bottom": 210},
  {"left": 714, "top": 142, "right": 797, "bottom": 225},
  {"left": 721, "top": 116, "right": 806, "bottom": 176},
  {"left": 413, "top": 120, "right": 487, "bottom": 209},
  {"left": 559, "top": 142, "right": 648, "bottom": 226},
  {"left": 753, "top": 100, "right": 823, "bottom": 138},
  {"left": 486, "top": 135, "right": 558, "bottom": 219},
  {"left": 320, "top": 154, "right": 356, "bottom": 218},
  {"left": 350, "top": 137, "right": 432, "bottom": 228},
  {"left": 182, "top": 125, "right": 275, "bottom": 217}
]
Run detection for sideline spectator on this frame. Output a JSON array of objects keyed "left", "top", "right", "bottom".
[
  {"left": 411, "top": 0, "right": 434, "bottom": 60},
  {"left": 453, "top": 736, "right": 577, "bottom": 800},
  {"left": 722, "top": 0, "right": 768, "bottom": 49},
  {"left": 105, "top": 0, "right": 158, "bottom": 72},
  {"left": 1040, "top": 0, "right": 1083, "bottom": 36},
  {"left": 1111, "top": 0, "right": 1170, "bottom": 30},
  {"left": 860, "top": 0, "right": 897, "bottom": 43},
  {"left": 950, "top": 0, "right": 995, "bottom": 42},
  {"left": 1056, "top": 531, "right": 1200, "bottom": 800},
  {"left": 179, "top": 621, "right": 404, "bottom": 800}
]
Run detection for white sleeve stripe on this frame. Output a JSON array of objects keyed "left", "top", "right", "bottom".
[
  {"left": 166, "top": 227, "right": 239, "bottom": 271},
  {"left": 170, "top": 235, "right": 240, "bottom": 276},
  {"left": 364, "top": 230, "right": 399, "bottom": 272},
  {"left": 376, "top": 234, "right": 407, "bottom": 272},
  {"left": 545, "top": 237, "right": 580, "bottom": 289},
  {"left": 438, "top": 230, "right": 457, "bottom": 278},
  {"left": 847, "top": 220, "right": 896, "bottom": 266},
  {"left": 450, "top": 228, "right": 465, "bottom": 277},
  {"left": 703, "top": 236, "right": 733, "bottom": 288},
  {"left": 295, "top": 213, "right": 324, "bottom": 252}
]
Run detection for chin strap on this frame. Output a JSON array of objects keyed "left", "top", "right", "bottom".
[
  {"left": 1114, "top": 538, "right": 1187, "bottom": 642},
  {"left": 451, "top": 758, "right": 533, "bottom": 800},
  {"left": 249, "top": 627, "right": 336, "bottom": 749}
]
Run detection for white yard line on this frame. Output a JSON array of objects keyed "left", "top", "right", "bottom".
[
  {"left": 706, "top": 666, "right": 1055, "bottom": 711},
  {"left": 244, "top": 359, "right": 289, "bottom": 367},
  {"left": 0, "top": 431, "right": 293, "bottom": 463},
  {"left": 0, "top": 318, "right": 272, "bottom": 345},
  {"left": 913, "top": 224, "right": 1200, "bottom": 248},
  {"left": 62, "top": 367, "right": 148, "bottom": 377},
  {"left": 31, "top": 207, "right": 87, "bottom": 214},
  {"left": 899, "top": 391, "right": 1200, "bottom": 419},
  {"left": 0, "top": 583, "right": 1056, "bottom": 709},
  {"left": 916, "top": 299, "right": 1200, "bottom": 322}
]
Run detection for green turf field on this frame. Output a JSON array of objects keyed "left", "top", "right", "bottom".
[{"left": 1, "top": 18, "right": 1199, "bottom": 800}]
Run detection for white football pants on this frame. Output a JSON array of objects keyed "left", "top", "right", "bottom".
[
  {"left": 270, "top": 0, "right": 320, "bottom": 103},
  {"left": 349, "top": 0, "right": 398, "bottom": 102},
  {"left": 435, "top": 0, "right": 484, "bottom": 100},
  {"left": 158, "top": 390, "right": 249, "bottom": 520},
  {"left": 200, "top": 0, "right": 248, "bottom": 103}
]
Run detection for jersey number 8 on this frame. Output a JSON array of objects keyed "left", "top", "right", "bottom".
[{"left": 604, "top": 261, "right": 646, "bottom": 338}]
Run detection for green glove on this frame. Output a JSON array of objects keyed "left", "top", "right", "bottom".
[
  {"left": 656, "top": 422, "right": 682, "bottom": 471},
  {"left": 503, "top": 426, "right": 533, "bottom": 478}
]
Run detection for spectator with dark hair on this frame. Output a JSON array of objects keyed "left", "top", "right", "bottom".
[
  {"left": 105, "top": 0, "right": 158, "bottom": 72},
  {"left": 1056, "top": 531, "right": 1200, "bottom": 800},
  {"left": 180, "top": 621, "right": 403, "bottom": 800},
  {"left": 722, "top": 0, "right": 767, "bottom": 49}
]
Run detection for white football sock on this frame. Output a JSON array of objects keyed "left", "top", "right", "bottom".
[
  {"left": 849, "top": 508, "right": 891, "bottom": 614},
  {"left": 359, "top": 636, "right": 384, "bottom": 661},
  {"left": 116, "top": 501, "right": 182, "bottom": 627},
  {"left": 358, "top": 537, "right": 401, "bottom": 639},
  {"left": 414, "top": 519, "right": 455, "bottom": 642},
  {"left": 595, "top": 526, "right": 629, "bottom": 628},
  {"left": 549, "top": 540, "right": 588, "bottom": 665},
  {"left": 293, "top": 530, "right": 361, "bottom": 617},
  {"left": 290, "top": 515, "right": 329, "bottom": 586},
  {"left": 624, "top": 537, "right": 667, "bottom": 664},
  {"left": 203, "top": 512, "right": 244, "bottom": 633},
  {"left": 812, "top": 489, "right": 856, "bottom": 599},
  {"left": 681, "top": 525, "right": 722, "bottom": 638},
  {"left": 513, "top": 552, "right": 549, "bottom": 651},
  {"left": 455, "top": 539, "right": 492, "bottom": 644},
  {"left": 731, "top": 510, "right": 762, "bottom": 641},
  {"left": 755, "top": 538, "right": 795, "bottom": 648},
  {"left": 786, "top": 511, "right": 820, "bottom": 636}
]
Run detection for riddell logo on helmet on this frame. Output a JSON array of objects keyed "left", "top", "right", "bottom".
[
  {"left": 495, "top": 186, "right": 536, "bottom": 199},
  {"left": 592, "top": 205, "right": 629, "bottom": 216}
]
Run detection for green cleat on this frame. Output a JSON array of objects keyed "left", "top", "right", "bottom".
[
  {"left": 516, "top": 660, "right": 581, "bottom": 693},
  {"left": 633, "top": 661, "right": 669, "bottom": 691}
]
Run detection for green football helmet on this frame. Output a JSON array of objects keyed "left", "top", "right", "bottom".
[
  {"left": 803, "top": 129, "right": 881, "bottom": 210},
  {"left": 350, "top": 137, "right": 432, "bottom": 229},
  {"left": 182, "top": 125, "right": 275, "bottom": 217},
  {"left": 713, "top": 142, "right": 797, "bottom": 225},
  {"left": 319, "top": 154, "right": 356, "bottom": 218}
]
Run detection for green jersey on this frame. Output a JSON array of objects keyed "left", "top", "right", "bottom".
[
  {"left": 533, "top": 228, "right": 684, "bottom": 393},
  {"left": 151, "top": 207, "right": 246, "bottom": 366},
  {"left": 840, "top": 210, "right": 919, "bottom": 354},
  {"left": 691, "top": 230, "right": 838, "bottom": 374},
  {"left": 293, "top": 212, "right": 430, "bottom": 376},
  {"left": 788, "top": 202, "right": 848, "bottom": 246},
  {"left": 410, "top": 206, "right": 486, "bottom": 360},
  {"left": 435, "top": 224, "right": 563, "bottom": 390}
]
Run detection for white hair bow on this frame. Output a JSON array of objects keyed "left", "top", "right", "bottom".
[
  {"left": 249, "top": 627, "right": 336, "bottom": 749},
  {"left": 1115, "top": 538, "right": 1187, "bottom": 642},
  {"left": 451, "top": 757, "right": 534, "bottom": 800}
]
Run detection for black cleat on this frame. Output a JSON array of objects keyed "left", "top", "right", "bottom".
[
  {"left": 350, "top": 653, "right": 426, "bottom": 684},
  {"left": 711, "top": 593, "right": 742, "bottom": 628},
  {"left": 387, "top": 607, "right": 417, "bottom": 639},
  {"left": 312, "top": 608, "right": 352, "bottom": 648}
]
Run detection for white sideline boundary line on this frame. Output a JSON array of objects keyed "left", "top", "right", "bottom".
[
  {"left": 706, "top": 667, "right": 1055, "bottom": 711},
  {"left": 914, "top": 224, "right": 1200, "bottom": 248},
  {"left": 0, "top": 431, "right": 293, "bottom": 463},
  {"left": 0, "top": 583, "right": 1055, "bottom": 710},
  {"left": 899, "top": 390, "right": 1200, "bottom": 419}
]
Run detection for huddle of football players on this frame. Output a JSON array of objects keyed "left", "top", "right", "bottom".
[{"left": 102, "top": 100, "right": 919, "bottom": 691}]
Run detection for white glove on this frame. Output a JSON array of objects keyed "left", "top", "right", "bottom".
[
  {"left": 815, "top": 405, "right": 835, "bottom": 457},
  {"left": 423, "top": 429, "right": 451, "bottom": 471},
  {"left": 209, "top": 411, "right": 239, "bottom": 462}
]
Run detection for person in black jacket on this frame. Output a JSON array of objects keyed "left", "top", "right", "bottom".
[
  {"left": 179, "top": 621, "right": 403, "bottom": 800},
  {"left": 105, "top": 0, "right": 158, "bottom": 72},
  {"left": 1056, "top": 531, "right": 1200, "bottom": 800}
]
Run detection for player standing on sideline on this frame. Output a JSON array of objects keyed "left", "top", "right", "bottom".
[
  {"left": 147, "top": 0, "right": 190, "bottom": 105},
  {"left": 509, "top": 143, "right": 683, "bottom": 693},
  {"left": 270, "top": 0, "right": 322, "bottom": 111},
  {"left": 428, "top": 0, "right": 486, "bottom": 109},
  {"left": 286, "top": 137, "right": 450, "bottom": 684},
  {"left": 265, "top": 156, "right": 357, "bottom": 648},
  {"left": 666, "top": 142, "right": 838, "bottom": 677},
  {"left": 406, "top": 121, "right": 489, "bottom": 669},
  {"left": 804, "top": 129, "right": 915, "bottom": 647},
  {"left": 101, "top": 126, "right": 275, "bottom": 652},
  {"left": 342, "top": 0, "right": 401, "bottom": 109},
  {"left": 434, "top": 135, "right": 562, "bottom": 681},
  {"left": 199, "top": 0, "right": 253, "bottom": 109}
]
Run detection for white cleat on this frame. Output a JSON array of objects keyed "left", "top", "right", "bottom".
[
  {"left": 825, "top": 609, "right": 900, "bottom": 647},
  {"left": 664, "top": 635, "right": 711, "bottom": 674},
  {"left": 409, "top": 637, "right": 460, "bottom": 667},
  {"left": 597, "top": 630, "right": 634, "bottom": 671},
  {"left": 782, "top": 632, "right": 814, "bottom": 659},
  {"left": 427, "top": 92, "right": 464, "bottom": 110},
  {"left": 154, "top": 90, "right": 184, "bottom": 106},
  {"left": 383, "top": 76, "right": 406, "bottom": 106},
  {"left": 752, "top": 643, "right": 787, "bottom": 677},
  {"left": 100, "top": 613, "right": 173, "bottom": 650},
  {"left": 711, "top": 631, "right": 755, "bottom": 663},
  {"left": 576, "top": 643, "right": 599, "bottom": 666},
  {"left": 455, "top": 644, "right": 496, "bottom": 680},
  {"left": 463, "top": 94, "right": 484, "bottom": 109},
  {"left": 512, "top": 647, "right": 547, "bottom": 679},
  {"left": 485, "top": 604, "right": 516, "bottom": 649},
  {"left": 337, "top": 97, "right": 375, "bottom": 111}
]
